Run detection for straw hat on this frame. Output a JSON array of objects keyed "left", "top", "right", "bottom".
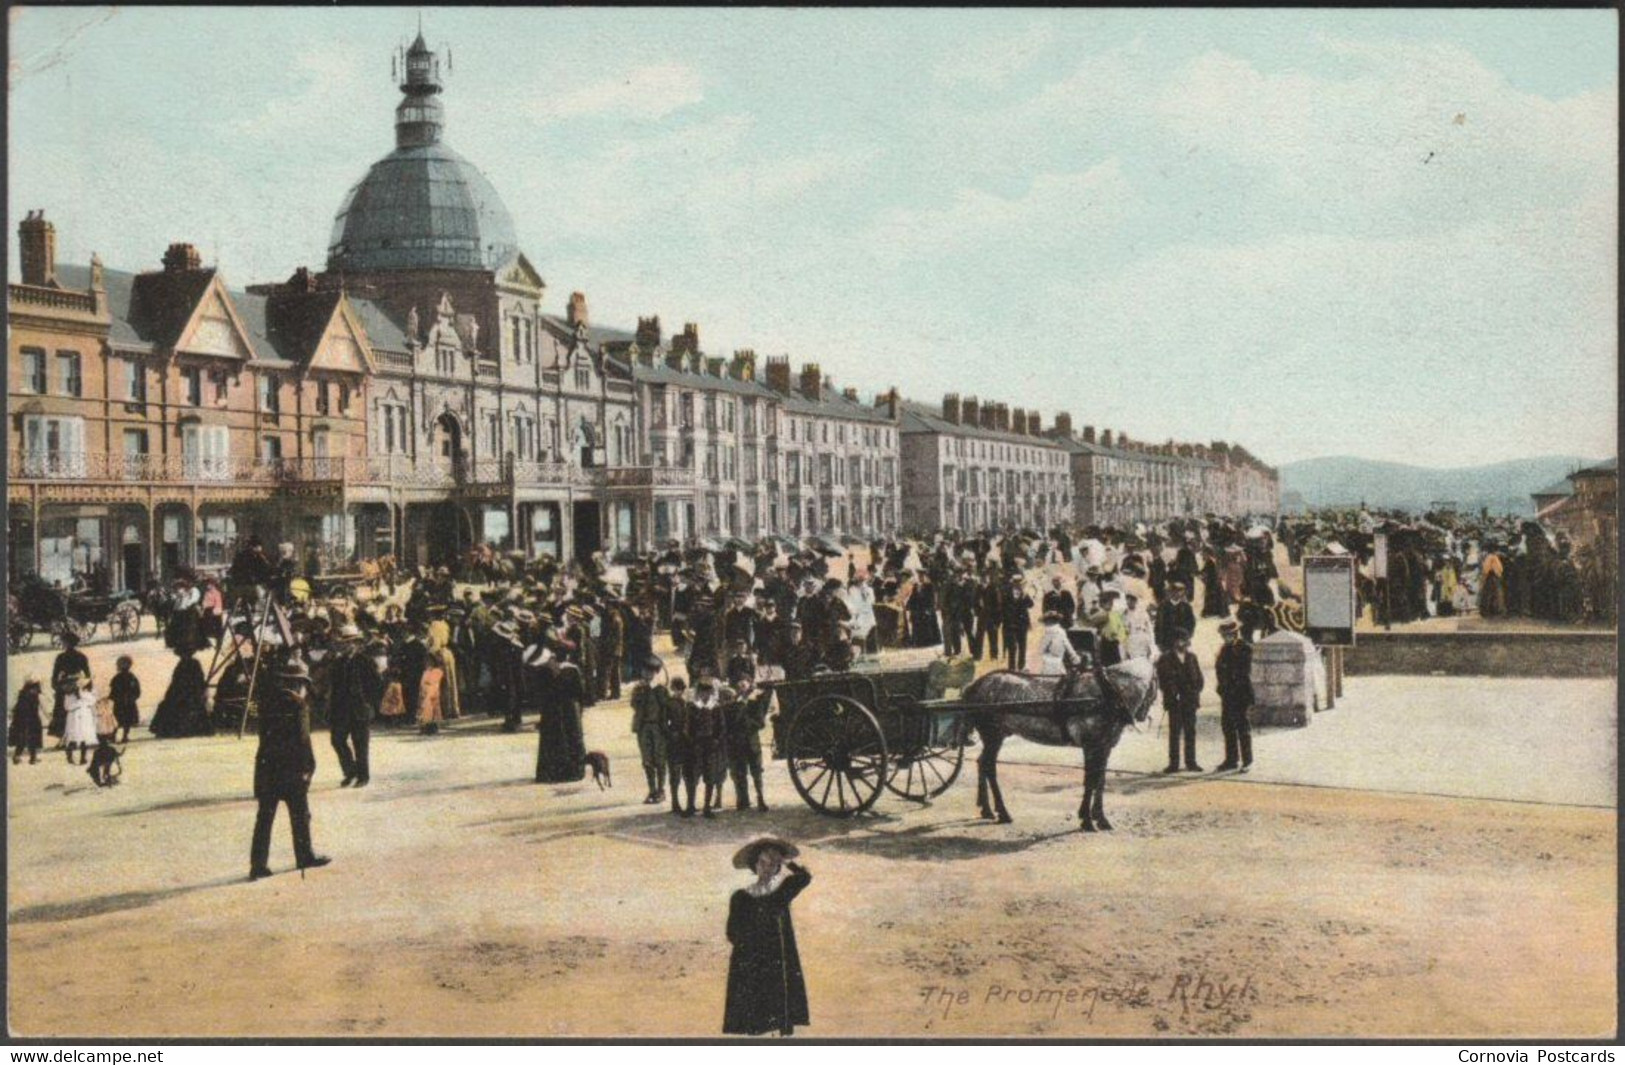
[{"left": 732, "top": 836, "right": 800, "bottom": 870}]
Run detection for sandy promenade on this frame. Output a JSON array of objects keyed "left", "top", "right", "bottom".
[{"left": 6, "top": 622, "right": 1616, "bottom": 1039}]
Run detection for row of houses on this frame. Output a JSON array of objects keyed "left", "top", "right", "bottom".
[{"left": 6, "top": 34, "right": 1277, "bottom": 591}]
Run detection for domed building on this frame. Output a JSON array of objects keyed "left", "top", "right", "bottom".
[{"left": 327, "top": 34, "right": 519, "bottom": 275}]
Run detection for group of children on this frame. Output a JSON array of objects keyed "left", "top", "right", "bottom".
[{"left": 9, "top": 654, "right": 141, "bottom": 788}]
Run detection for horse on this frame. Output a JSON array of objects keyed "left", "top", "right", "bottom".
[{"left": 958, "top": 657, "right": 1158, "bottom": 832}]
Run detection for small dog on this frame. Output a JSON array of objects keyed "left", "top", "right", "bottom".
[{"left": 584, "top": 751, "right": 612, "bottom": 790}]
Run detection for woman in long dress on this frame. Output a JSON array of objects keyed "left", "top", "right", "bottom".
[
  {"left": 417, "top": 647, "right": 447, "bottom": 735},
  {"left": 905, "top": 573, "right": 943, "bottom": 649},
  {"left": 150, "top": 651, "right": 212, "bottom": 738},
  {"left": 723, "top": 837, "right": 812, "bottom": 1037},
  {"left": 535, "top": 658, "right": 587, "bottom": 784}
]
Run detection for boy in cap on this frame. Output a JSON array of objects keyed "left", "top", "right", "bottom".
[
  {"left": 1213, "top": 618, "right": 1254, "bottom": 773},
  {"left": 1155, "top": 628, "right": 1204, "bottom": 773},
  {"left": 629, "top": 658, "right": 669, "bottom": 804}
]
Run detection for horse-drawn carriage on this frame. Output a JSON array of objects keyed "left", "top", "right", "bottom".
[
  {"left": 767, "top": 653, "right": 1159, "bottom": 828},
  {"left": 768, "top": 663, "right": 970, "bottom": 816},
  {"left": 7, "top": 575, "right": 142, "bottom": 652}
]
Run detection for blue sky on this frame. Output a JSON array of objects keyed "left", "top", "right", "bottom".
[{"left": 9, "top": 7, "right": 1617, "bottom": 466}]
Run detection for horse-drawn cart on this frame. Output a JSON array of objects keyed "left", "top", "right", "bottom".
[
  {"left": 7, "top": 576, "right": 142, "bottom": 651},
  {"left": 768, "top": 663, "right": 970, "bottom": 817}
]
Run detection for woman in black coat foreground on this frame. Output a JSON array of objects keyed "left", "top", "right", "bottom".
[{"left": 723, "top": 837, "right": 811, "bottom": 1037}]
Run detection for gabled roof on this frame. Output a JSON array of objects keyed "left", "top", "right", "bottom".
[
  {"left": 348, "top": 296, "right": 411, "bottom": 352},
  {"left": 54, "top": 263, "right": 150, "bottom": 351},
  {"left": 128, "top": 267, "right": 219, "bottom": 350},
  {"left": 1572, "top": 458, "right": 1617, "bottom": 480},
  {"left": 780, "top": 388, "right": 896, "bottom": 425}
]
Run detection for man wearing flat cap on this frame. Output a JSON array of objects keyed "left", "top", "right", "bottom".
[{"left": 1154, "top": 580, "right": 1198, "bottom": 654}]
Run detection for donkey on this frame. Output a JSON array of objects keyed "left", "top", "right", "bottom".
[{"left": 960, "top": 657, "right": 1157, "bottom": 831}]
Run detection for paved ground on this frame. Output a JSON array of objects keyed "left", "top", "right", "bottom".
[{"left": 5, "top": 617, "right": 1616, "bottom": 1038}]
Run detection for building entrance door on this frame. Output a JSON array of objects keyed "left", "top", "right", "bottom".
[{"left": 572, "top": 501, "right": 601, "bottom": 565}]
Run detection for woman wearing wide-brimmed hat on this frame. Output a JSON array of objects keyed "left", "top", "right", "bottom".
[{"left": 723, "top": 837, "right": 811, "bottom": 1037}]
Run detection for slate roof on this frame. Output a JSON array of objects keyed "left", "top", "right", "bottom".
[
  {"left": 898, "top": 400, "right": 1067, "bottom": 449},
  {"left": 54, "top": 263, "right": 151, "bottom": 352}
]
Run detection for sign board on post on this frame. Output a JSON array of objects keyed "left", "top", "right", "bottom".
[
  {"left": 1371, "top": 533, "right": 1389, "bottom": 580},
  {"left": 1303, "top": 555, "right": 1357, "bottom": 647}
]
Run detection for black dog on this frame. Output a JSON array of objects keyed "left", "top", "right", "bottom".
[{"left": 585, "top": 751, "right": 612, "bottom": 790}]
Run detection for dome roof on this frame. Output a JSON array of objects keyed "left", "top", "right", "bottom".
[{"left": 326, "top": 142, "right": 519, "bottom": 273}]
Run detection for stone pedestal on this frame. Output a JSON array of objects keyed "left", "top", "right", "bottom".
[{"left": 1248, "top": 630, "right": 1316, "bottom": 728}]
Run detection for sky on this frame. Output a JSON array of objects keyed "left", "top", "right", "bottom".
[{"left": 8, "top": 7, "right": 1618, "bottom": 468}]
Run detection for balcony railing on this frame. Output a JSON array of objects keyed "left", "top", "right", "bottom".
[
  {"left": 10, "top": 283, "right": 98, "bottom": 315},
  {"left": 9, "top": 451, "right": 702, "bottom": 497}
]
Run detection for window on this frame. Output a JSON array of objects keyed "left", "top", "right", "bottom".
[
  {"left": 185, "top": 368, "right": 203, "bottom": 406},
  {"left": 56, "top": 351, "right": 82, "bottom": 397},
  {"left": 316, "top": 379, "right": 331, "bottom": 416},
  {"left": 311, "top": 428, "right": 331, "bottom": 476},
  {"left": 211, "top": 370, "right": 229, "bottom": 403},
  {"left": 196, "top": 515, "right": 237, "bottom": 568},
  {"left": 511, "top": 318, "right": 522, "bottom": 362},
  {"left": 679, "top": 393, "right": 694, "bottom": 428},
  {"left": 124, "top": 358, "right": 147, "bottom": 403},
  {"left": 704, "top": 395, "right": 717, "bottom": 430},
  {"left": 261, "top": 436, "right": 283, "bottom": 464},
  {"left": 21, "top": 348, "right": 46, "bottom": 394},
  {"left": 512, "top": 415, "right": 535, "bottom": 462},
  {"left": 575, "top": 365, "right": 590, "bottom": 391},
  {"left": 121, "top": 429, "right": 149, "bottom": 477},
  {"left": 338, "top": 382, "right": 351, "bottom": 414},
  {"left": 181, "top": 423, "right": 230, "bottom": 480},
  {"left": 485, "top": 411, "right": 501, "bottom": 456},
  {"left": 20, "top": 415, "right": 86, "bottom": 476},
  {"left": 259, "top": 372, "right": 280, "bottom": 414}
]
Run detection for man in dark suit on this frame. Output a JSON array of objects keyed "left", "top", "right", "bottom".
[
  {"left": 1213, "top": 619, "right": 1254, "bottom": 773},
  {"left": 1155, "top": 580, "right": 1198, "bottom": 653},
  {"left": 941, "top": 570, "right": 971, "bottom": 656},
  {"left": 249, "top": 657, "right": 330, "bottom": 880},
  {"left": 976, "top": 573, "right": 1004, "bottom": 663},
  {"left": 1002, "top": 576, "right": 1034, "bottom": 672},
  {"left": 328, "top": 625, "right": 382, "bottom": 788},
  {"left": 1155, "top": 629, "right": 1204, "bottom": 773},
  {"left": 1042, "top": 576, "right": 1077, "bottom": 630}
]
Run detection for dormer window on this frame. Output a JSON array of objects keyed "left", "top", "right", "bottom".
[
  {"left": 574, "top": 365, "right": 590, "bottom": 390},
  {"left": 437, "top": 345, "right": 457, "bottom": 375}
]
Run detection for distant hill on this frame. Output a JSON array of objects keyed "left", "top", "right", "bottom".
[{"left": 1279, "top": 455, "right": 1604, "bottom": 515}]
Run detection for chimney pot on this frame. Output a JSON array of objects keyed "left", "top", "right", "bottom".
[
  {"left": 766, "top": 356, "right": 792, "bottom": 395},
  {"left": 1054, "top": 412, "right": 1073, "bottom": 436},
  {"left": 1101, "top": 430, "right": 1114, "bottom": 448},
  {"left": 942, "top": 392, "right": 961, "bottom": 424},
  {"left": 962, "top": 396, "right": 979, "bottom": 426},
  {"left": 799, "top": 363, "right": 823, "bottom": 401},
  {"left": 636, "top": 315, "right": 663, "bottom": 350}
]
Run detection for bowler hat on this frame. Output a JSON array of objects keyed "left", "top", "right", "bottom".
[{"left": 732, "top": 836, "right": 800, "bottom": 870}]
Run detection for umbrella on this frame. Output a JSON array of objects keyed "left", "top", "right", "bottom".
[
  {"left": 839, "top": 534, "right": 866, "bottom": 547},
  {"left": 769, "top": 534, "right": 800, "bottom": 551},
  {"left": 723, "top": 537, "right": 755, "bottom": 552},
  {"left": 695, "top": 537, "right": 727, "bottom": 553},
  {"left": 611, "top": 550, "right": 642, "bottom": 565}
]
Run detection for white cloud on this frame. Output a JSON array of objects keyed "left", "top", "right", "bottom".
[
  {"left": 528, "top": 62, "right": 704, "bottom": 123},
  {"left": 866, "top": 158, "right": 1138, "bottom": 260},
  {"left": 933, "top": 23, "right": 1054, "bottom": 90}
]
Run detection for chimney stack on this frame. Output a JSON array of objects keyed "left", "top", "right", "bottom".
[
  {"left": 799, "top": 363, "right": 823, "bottom": 401},
  {"left": 980, "top": 403, "right": 997, "bottom": 430},
  {"left": 729, "top": 349, "right": 757, "bottom": 381},
  {"left": 671, "top": 322, "right": 700, "bottom": 359},
  {"left": 942, "top": 393, "right": 961, "bottom": 424},
  {"left": 765, "top": 356, "right": 792, "bottom": 395},
  {"left": 706, "top": 356, "right": 725, "bottom": 377},
  {"left": 566, "top": 291, "right": 589, "bottom": 328},
  {"left": 18, "top": 210, "right": 57, "bottom": 287},
  {"left": 842, "top": 386, "right": 859, "bottom": 401},
  {"left": 1054, "top": 412, "right": 1073, "bottom": 436},
  {"left": 162, "top": 242, "right": 202, "bottom": 273},
  {"left": 287, "top": 266, "right": 317, "bottom": 293},
  {"left": 994, "top": 403, "right": 1010, "bottom": 432},
  {"left": 961, "top": 396, "right": 979, "bottom": 426},
  {"left": 1011, "top": 407, "right": 1027, "bottom": 436},
  {"left": 1083, "top": 425, "right": 1096, "bottom": 444},
  {"left": 875, "top": 387, "right": 900, "bottom": 420},
  {"left": 636, "top": 315, "right": 663, "bottom": 350},
  {"left": 1027, "top": 411, "right": 1042, "bottom": 436},
  {"left": 1102, "top": 430, "right": 1115, "bottom": 448}
]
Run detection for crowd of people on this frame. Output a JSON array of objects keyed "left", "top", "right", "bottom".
[{"left": 9, "top": 502, "right": 1615, "bottom": 876}]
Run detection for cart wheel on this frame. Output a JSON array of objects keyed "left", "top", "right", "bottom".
[
  {"left": 786, "top": 695, "right": 889, "bottom": 817},
  {"left": 51, "top": 619, "right": 85, "bottom": 648},
  {"left": 110, "top": 602, "right": 140, "bottom": 641},
  {"left": 884, "top": 738, "right": 966, "bottom": 803},
  {"left": 8, "top": 622, "right": 32, "bottom": 653}
]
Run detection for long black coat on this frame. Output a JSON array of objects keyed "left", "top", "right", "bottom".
[
  {"left": 151, "top": 656, "right": 212, "bottom": 738},
  {"left": 723, "top": 865, "right": 812, "bottom": 1035},
  {"left": 1215, "top": 641, "right": 1254, "bottom": 710},
  {"left": 1154, "top": 600, "right": 1197, "bottom": 652},
  {"left": 254, "top": 685, "right": 316, "bottom": 801},
  {"left": 1156, "top": 650, "right": 1204, "bottom": 714},
  {"left": 535, "top": 663, "right": 587, "bottom": 783},
  {"left": 329, "top": 650, "right": 384, "bottom": 726}
]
